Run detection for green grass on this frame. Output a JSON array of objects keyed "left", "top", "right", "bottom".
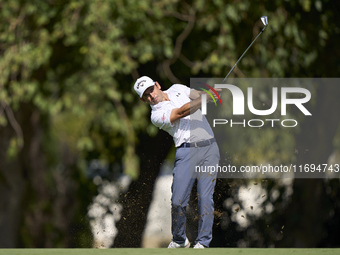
[{"left": 1, "top": 249, "right": 340, "bottom": 255}]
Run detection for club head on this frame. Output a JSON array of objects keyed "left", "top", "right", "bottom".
[{"left": 261, "top": 16, "right": 268, "bottom": 27}]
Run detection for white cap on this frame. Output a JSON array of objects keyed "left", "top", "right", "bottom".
[{"left": 134, "top": 76, "right": 155, "bottom": 98}]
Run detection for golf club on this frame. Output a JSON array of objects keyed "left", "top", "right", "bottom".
[{"left": 222, "top": 16, "right": 269, "bottom": 83}]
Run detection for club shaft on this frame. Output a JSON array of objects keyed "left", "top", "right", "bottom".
[{"left": 222, "top": 26, "right": 267, "bottom": 84}]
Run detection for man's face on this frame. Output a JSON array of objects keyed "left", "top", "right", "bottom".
[{"left": 141, "top": 82, "right": 163, "bottom": 105}]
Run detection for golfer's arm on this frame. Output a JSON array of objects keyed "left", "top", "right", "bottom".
[{"left": 170, "top": 97, "right": 201, "bottom": 124}]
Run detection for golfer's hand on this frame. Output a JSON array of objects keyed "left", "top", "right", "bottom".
[{"left": 207, "top": 88, "right": 222, "bottom": 103}]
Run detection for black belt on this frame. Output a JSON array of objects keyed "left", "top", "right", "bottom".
[{"left": 179, "top": 138, "right": 216, "bottom": 148}]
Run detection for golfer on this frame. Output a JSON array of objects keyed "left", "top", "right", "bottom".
[{"left": 134, "top": 76, "right": 220, "bottom": 248}]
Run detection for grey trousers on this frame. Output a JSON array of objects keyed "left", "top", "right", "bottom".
[{"left": 171, "top": 142, "right": 219, "bottom": 247}]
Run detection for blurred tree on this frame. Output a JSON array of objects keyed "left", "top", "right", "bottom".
[{"left": 0, "top": 0, "right": 145, "bottom": 247}]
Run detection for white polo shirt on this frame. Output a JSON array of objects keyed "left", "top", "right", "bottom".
[{"left": 150, "top": 84, "right": 214, "bottom": 147}]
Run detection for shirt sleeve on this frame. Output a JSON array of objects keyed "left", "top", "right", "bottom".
[{"left": 151, "top": 108, "right": 174, "bottom": 130}]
